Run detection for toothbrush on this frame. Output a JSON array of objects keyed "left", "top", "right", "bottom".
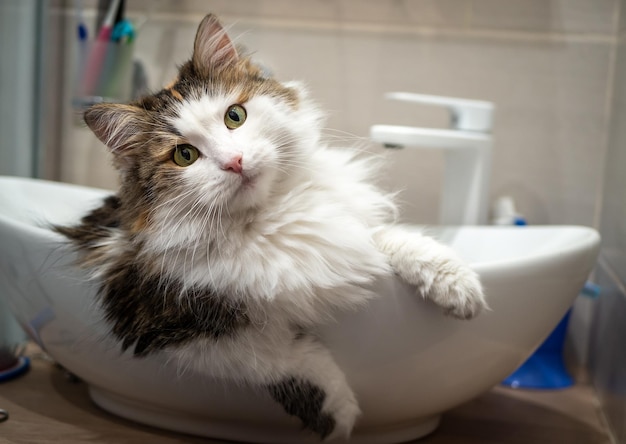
[
  {"left": 82, "top": 0, "right": 122, "bottom": 100},
  {"left": 75, "top": 0, "right": 89, "bottom": 102},
  {"left": 96, "top": 0, "right": 121, "bottom": 42},
  {"left": 74, "top": 0, "right": 88, "bottom": 41}
]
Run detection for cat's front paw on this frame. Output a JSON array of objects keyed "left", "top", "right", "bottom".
[
  {"left": 429, "top": 265, "right": 487, "bottom": 320},
  {"left": 374, "top": 225, "right": 488, "bottom": 320}
]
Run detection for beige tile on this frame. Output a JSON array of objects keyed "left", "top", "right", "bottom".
[
  {"left": 125, "top": 0, "right": 340, "bottom": 22},
  {"left": 336, "top": 0, "right": 470, "bottom": 28},
  {"left": 41, "top": 6, "right": 67, "bottom": 180},
  {"left": 600, "top": 35, "right": 626, "bottom": 282},
  {"left": 470, "top": 0, "right": 618, "bottom": 35},
  {"left": 620, "top": 0, "right": 626, "bottom": 35},
  {"left": 396, "top": 0, "right": 471, "bottom": 28},
  {"left": 124, "top": 0, "right": 471, "bottom": 28},
  {"left": 205, "top": 0, "right": 339, "bottom": 22}
]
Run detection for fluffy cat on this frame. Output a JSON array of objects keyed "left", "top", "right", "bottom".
[{"left": 56, "top": 14, "right": 486, "bottom": 441}]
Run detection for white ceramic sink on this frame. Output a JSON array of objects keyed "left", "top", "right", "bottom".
[{"left": 0, "top": 177, "right": 600, "bottom": 443}]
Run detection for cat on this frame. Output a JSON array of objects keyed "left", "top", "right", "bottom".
[{"left": 56, "top": 14, "right": 487, "bottom": 441}]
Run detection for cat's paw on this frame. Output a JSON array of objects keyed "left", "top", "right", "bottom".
[
  {"left": 373, "top": 225, "right": 487, "bottom": 320},
  {"left": 268, "top": 376, "right": 360, "bottom": 441},
  {"left": 322, "top": 381, "right": 361, "bottom": 441},
  {"left": 428, "top": 265, "right": 487, "bottom": 320}
]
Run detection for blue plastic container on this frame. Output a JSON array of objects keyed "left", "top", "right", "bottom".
[{"left": 502, "top": 310, "right": 574, "bottom": 389}]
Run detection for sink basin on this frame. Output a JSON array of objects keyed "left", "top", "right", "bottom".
[{"left": 0, "top": 176, "right": 600, "bottom": 443}]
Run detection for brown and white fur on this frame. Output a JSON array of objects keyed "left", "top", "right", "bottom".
[{"left": 56, "top": 14, "right": 487, "bottom": 441}]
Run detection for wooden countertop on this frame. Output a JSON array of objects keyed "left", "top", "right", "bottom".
[{"left": 0, "top": 345, "right": 611, "bottom": 444}]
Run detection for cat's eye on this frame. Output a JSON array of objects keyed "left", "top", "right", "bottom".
[
  {"left": 224, "top": 105, "right": 247, "bottom": 130},
  {"left": 172, "top": 144, "right": 199, "bottom": 167}
]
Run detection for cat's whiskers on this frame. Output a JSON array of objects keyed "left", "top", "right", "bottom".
[
  {"left": 148, "top": 187, "right": 197, "bottom": 223},
  {"left": 321, "top": 127, "right": 367, "bottom": 139},
  {"left": 319, "top": 129, "right": 383, "bottom": 154},
  {"left": 161, "top": 190, "right": 206, "bottom": 239},
  {"left": 183, "top": 191, "right": 226, "bottom": 290},
  {"left": 201, "top": 200, "right": 229, "bottom": 290},
  {"left": 150, "top": 184, "right": 197, "bottom": 221},
  {"left": 321, "top": 126, "right": 372, "bottom": 144},
  {"left": 153, "top": 186, "right": 200, "bottom": 286},
  {"left": 274, "top": 156, "right": 314, "bottom": 170},
  {"left": 216, "top": 201, "right": 228, "bottom": 244},
  {"left": 214, "top": 202, "right": 227, "bottom": 261},
  {"left": 167, "top": 192, "right": 213, "bottom": 294},
  {"left": 273, "top": 157, "right": 317, "bottom": 176},
  {"left": 194, "top": 192, "right": 232, "bottom": 288},
  {"left": 199, "top": 199, "right": 219, "bottom": 281}
]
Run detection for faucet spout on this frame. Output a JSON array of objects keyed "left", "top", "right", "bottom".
[{"left": 371, "top": 125, "right": 492, "bottom": 151}]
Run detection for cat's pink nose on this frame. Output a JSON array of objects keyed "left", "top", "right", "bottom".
[{"left": 222, "top": 154, "right": 243, "bottom": 174}]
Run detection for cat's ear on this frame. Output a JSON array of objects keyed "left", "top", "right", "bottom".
[
  {"left": 84, "top": 104, "right": 147, "bottom": 152},
  {"left": 192, "top": 14, "right": 239, "bottom": 75}
]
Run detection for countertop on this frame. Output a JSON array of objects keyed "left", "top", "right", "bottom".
[{"left": 0, "top": 345, "right": 612, "bottom": 444}]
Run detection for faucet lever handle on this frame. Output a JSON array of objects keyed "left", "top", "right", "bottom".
[{"left": 385, "top": 92, "right": 495, "bottom": 133}]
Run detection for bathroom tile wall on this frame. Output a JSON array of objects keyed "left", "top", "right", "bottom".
[
  {"left": 470, "top": 0, "right": 617, "bottom": 34},
  {"left": 600, "top": 35, "right": 626, "bottom": 288},
  {"left": 47, "top": 0, "right": 617, "bottom": 227},
  {"left": 588, "top": 1, "right": 626, "bottom": 441}
]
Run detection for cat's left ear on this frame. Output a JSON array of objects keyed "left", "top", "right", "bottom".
[
  {"left": 193, "top": 14, "right": 239, "bottom": 75},
  {"left": 84, "top": 103, "right": 147, "bottom": 152}
]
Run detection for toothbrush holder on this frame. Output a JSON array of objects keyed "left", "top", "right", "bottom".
[{"left": 73, "top": 38, "right": 135, "bottom": 109}]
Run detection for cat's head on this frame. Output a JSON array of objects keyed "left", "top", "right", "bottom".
[{"left": 84, "top": 14, "right": 322, "bottom": 222}]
